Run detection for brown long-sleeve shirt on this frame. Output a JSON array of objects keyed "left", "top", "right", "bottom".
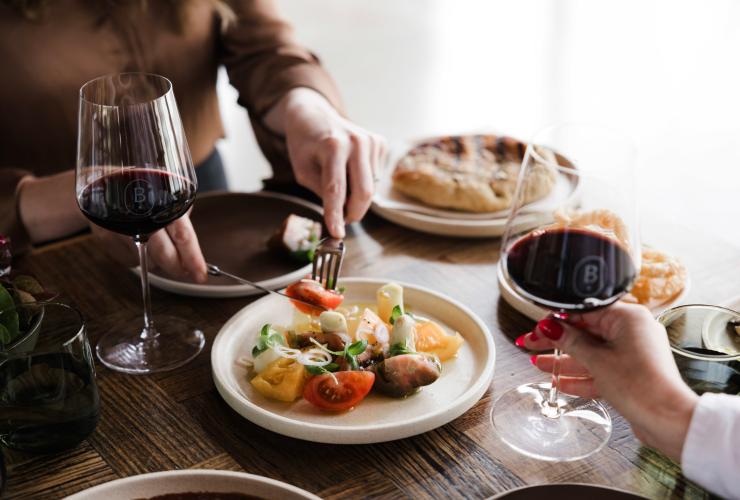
[{"left": 0, "top": 0, "right": 342, "bottom": 251}]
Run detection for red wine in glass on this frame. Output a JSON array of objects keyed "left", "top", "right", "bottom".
[
  {"left": 506, "top": 227, "right": 637, "bottom": 313},
  {"left": 78, "top": 168, "right": 196, "bottom": 237}
]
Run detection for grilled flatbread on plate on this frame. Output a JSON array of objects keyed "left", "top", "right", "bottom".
[{"left": 392, "top": 135, "right": 557, "bottom": 213}]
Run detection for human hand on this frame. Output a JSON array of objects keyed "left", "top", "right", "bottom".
[
  {"left": 517, "top": 302, "right": 698, "bottom": 461},
  {"left": 264, "top": 88, "right": 388, "bottom": 238},
  {"left": 90, "top": 213, "right": 207, "bottom": 283}
]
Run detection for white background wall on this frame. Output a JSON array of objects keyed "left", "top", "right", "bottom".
[{"left": 216, "top": 0, "right": 740, "bottom": 246}]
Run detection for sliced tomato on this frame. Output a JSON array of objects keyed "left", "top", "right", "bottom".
[
  {"left": 285, "top": 279, "right": 344, "bottom": 315},
  {"left": 303, "top": 371, "right": 375, "bottom": 411}
]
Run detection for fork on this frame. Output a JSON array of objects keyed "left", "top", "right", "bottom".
[
  {"left": 205, "top": 263, "right": 325, "bottom": 312},
  {"left": 311, "top": 237, "right": 345, "bottom": 290}
]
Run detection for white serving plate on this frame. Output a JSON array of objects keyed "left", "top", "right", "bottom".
[
  {"left": 211, "top": 278, "right": 496, "bottom": 444},
  {"left": 65, "top": 470, "right": 319, "bottom": 500},
  {"left": 497, "top": 260, "right": 691, "bottom": 321},
  {"left": 371, "top": 168, "right": 580, "bottom": 238}
]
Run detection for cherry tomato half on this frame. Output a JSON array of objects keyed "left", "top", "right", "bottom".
[
  {"left": 303, "top": 371, "right": 375, "bottom": 411},
  {"left": 285, "top": 279, "right": 344, "bottom": 315}
]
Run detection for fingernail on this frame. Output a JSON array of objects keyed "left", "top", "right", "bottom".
[
  {"left": 514, "top": 334, "right": 526, "bottom": 347},
  {"left": 529, "top": 331, "right": 539, "bottom": 341},
  {"left": 332, "top": 223, "right": 345, "bottom": 238},
  {"left": 537, "top": 318, "right": 563, "bottom": 340},
  {"left": 530, "top": 354, "right": 538, "bottom": 365}
]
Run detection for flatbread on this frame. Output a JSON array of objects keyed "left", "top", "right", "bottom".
[{"left": 392, "top": 135, "right": 557, "bottom": 213}]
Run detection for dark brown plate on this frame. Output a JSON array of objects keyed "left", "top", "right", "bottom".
[
  {"left": 142, "top": 191, "right": 323, "bottom": 298},
  {"left": 491, "top": 483, "right": 646, "bottom": 499}
]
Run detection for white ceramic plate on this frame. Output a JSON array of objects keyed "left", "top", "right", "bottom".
[
  {"left": 211, "top": 277, "right": 496, "bottom": 444},
  {"left": 64, "top": 469, "right": 319, "bottom": 500},
  {"left": 136, "top": 192, "right": 322, "bottom": 298},
  {"left": 370, "top": 141, "right": 580, "bottom": 238},
  {"left": 497, "top": 260, "right": 691, "bottom": 321}
]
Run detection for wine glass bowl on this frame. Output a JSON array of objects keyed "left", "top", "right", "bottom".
[
  {"left": 75, "top": 73, "right": 204, "bottom": 374},
  {"left": 492, "top": 123, "right": 640, "bottom": 461}
]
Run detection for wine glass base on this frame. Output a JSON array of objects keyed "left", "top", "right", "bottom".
[
  {"left": 491, "top": 381, "right": 612, "bottom": 462},
  {"left": 95, "top": 315, "right": 205, "bottom": 374}
]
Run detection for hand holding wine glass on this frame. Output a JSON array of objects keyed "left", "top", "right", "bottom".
[
  {"left": 522, "top": 302, "right": 699, "bottom": 462},
  {"left": 493, "top": 123, "right": 641, "bottom": 461},
  {"left": 76, "top": 73, "right": 205, "bottom": 374}
]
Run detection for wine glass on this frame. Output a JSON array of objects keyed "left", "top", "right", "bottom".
[
  {"left": 76, "top": 73, "right": 204, "bottom": 374},
  {"left": 492, "top": 123, "right": 640, "bottom": 461}
]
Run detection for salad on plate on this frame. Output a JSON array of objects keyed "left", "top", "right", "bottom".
[{"left": 240, "top": 279, "right": 465, "bottom": 412}]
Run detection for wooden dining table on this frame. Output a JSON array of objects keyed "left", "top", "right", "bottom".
[{"left": 3, "top": 208, "right": 739, "bottom": 499}]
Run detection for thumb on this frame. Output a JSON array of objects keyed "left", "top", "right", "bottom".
[{"left": 535, "top": 317, "right": 604, "bottom": 366}]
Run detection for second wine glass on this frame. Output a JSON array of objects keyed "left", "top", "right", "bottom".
[
  {"left": 76, "top": 73, "right": 204, "bottom": 374},
  {"left": 492, "top": 123, "right": 640, "bottom": 461}
]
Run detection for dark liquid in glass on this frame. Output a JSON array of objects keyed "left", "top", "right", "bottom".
[
  {"left": 506, "top": 227, "right": 637, "bottom": 311},
  {"left": 78, "top": 168, "right": 196, "bottom": 237},
  {"left": 0, "top": 352, "right": 100, "bottom": 453}
]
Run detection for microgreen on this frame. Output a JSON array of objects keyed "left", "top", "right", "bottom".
[
  {"left": 389, "top": 305, "right": 403, "bottom": 325},
  {"left": 389, "top": 341, "right": 417, "bottom": 357},
  {"left": 252, "top": 324, "right": 285, "bottom": 357},
  {"left": 305, "top": 362, "right": 339, "bottom": 376},
  {"left": 344, "top": 339, "right": 367, "bottom": 370}
]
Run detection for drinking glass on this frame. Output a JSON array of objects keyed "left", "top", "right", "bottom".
[
  {"left": 492, "top": 123, "right": 640, "bottom": 461},
  {"left": 0, "top": 303, "right": 100, "bottom": 454},
  {"left": 76, "top": 73, "right": 204, "bottom": 374}
]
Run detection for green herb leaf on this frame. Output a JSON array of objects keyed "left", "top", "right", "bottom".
[
  {"left": 253, "top": 324, "right": 283, "bottom": 357},
  {"left": 337, "top": 286, "right": 346, "bottom": 294},
  {"left": 305, "top": 362, "right": 340, "bottom": 376},
  {"left": 347, "top": 339, "right": 368, "bottom": 357},
  {"left": 390, "top": 341, "right": 417, "bottom": 357},
  {"left": 305, "top": 365, "right": 325, "bottom": 376},
  {"left": 0, "top": 323, "right": 10, "bottom": 346},
  {"left": 389, "top": 305, "right": 403, "bottom": 325}
]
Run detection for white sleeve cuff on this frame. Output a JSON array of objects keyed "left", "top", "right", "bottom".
[{"left": 681, "top": 392, "right": 740, "bottom": 499}]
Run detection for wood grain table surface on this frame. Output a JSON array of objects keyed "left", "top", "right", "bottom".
[{"left": 4, "top": 211, "right": 739, "bottom": 500}]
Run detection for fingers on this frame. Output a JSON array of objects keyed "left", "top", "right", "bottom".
[
  {"left": 532, "top": 353, "right": 591, "bottom": 377},
  {"left": 370, "top": 133, "right": 388, "bottom": 181},
  {"left": 556, "top": 376, "right": 600, "bottom": 399},
  {"left": 516, "top": 329, "right": 557, "bottom": 351},
  {"left": 536, "top": 317, "right": 608, "bottom": 368},
  {"left": 165, "top": 216, "right": 207, "bottom": 283},
  {"left": 147, "top": 229, "right": 183, "bottom": 279},
  {"left": 345, "top": 134, "right": 374, "bottom": 223},
  {"left": 564, "top": 301, "right": 652, "bottom": 342},
  {"left": 319, "top": 136, "right": 350, "bottom": 238}
]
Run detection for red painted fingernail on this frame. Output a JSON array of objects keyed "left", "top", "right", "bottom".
[
  {"left": 515, "top": 335, "right": 526, "bottom": 347},
  {"left": 538, "top": 318, "right": 563, "bottom": 340},
  {"left": 530, "top": 354, "right": 538, "bottom": 365}
]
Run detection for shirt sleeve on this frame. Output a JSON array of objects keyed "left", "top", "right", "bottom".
[
  {"left": 219, "top": 0, "right": 344, "bottom": 184},
  {"left": 681, "top": 392, "right": 740, "bottom": 499},
  {"left": 0, "top": 168, "right": 32, "bottom": 254}
]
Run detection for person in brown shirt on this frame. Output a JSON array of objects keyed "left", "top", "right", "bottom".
[{"left": 0, "top": 0, "right": 386, "bottom": 282}]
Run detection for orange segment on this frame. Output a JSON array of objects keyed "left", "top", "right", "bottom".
[{"left": 415, "top": 321, "right": 464, "bottom": 361}]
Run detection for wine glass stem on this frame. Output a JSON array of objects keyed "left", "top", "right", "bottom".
[
  {"left": 134, "top": 237, "right": 157, "bottom": 341},
  {"left": 543, "top": 347, "right": 563, "bottom": 418}
]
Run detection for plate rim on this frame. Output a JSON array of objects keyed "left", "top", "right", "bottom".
[
  {"left": 137, "top": 190, "right": 323, "bottom": 296},
  {"left": 371, "top": 173, "right": 581, "bottom": 237},
  {"left": 63, "top": 469, "right": 320, "bottom": 500},
  {"left": 211, "top": 277, "right": 496, "bottom": 443},
  {"left": 488, "top": 482, "right": 647, "bottom": 499}
]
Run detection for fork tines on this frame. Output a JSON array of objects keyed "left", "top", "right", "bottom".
[{"left": 311, "top": 238, "right": 345, "bottom": 290}]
